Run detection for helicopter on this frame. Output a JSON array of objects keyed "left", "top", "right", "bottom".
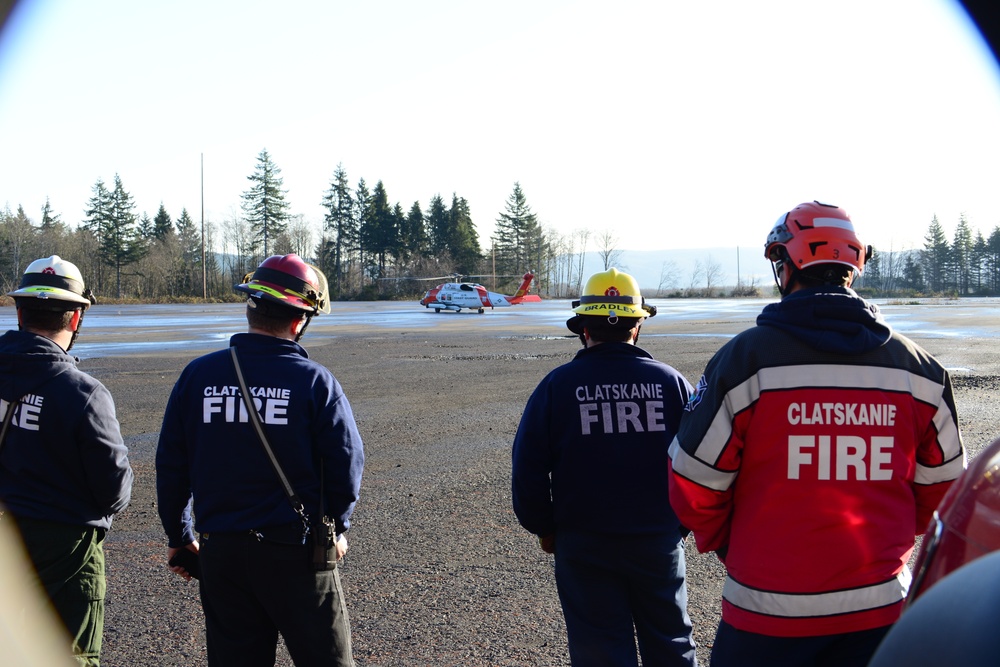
[{"left": 420, "top": 272, "right": 541, "bottom": 313}]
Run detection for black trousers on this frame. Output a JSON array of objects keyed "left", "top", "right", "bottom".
[{"left": 198, "top": 530, "right": 354, "bottom": 667}]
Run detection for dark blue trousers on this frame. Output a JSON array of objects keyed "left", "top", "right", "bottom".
[
  {"left": 198, "top": 530, "right": 354, "bottom": 667},
  {"left": 711, "top": 619, "right": 890, "bottom": 667},
  {"left": 554, "top": 530, "right": 697, "bottom": 667}
]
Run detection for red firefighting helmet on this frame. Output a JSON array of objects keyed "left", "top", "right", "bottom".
[
  {"left": 869, "top": 549, "right": 1000, "bottom": 666},
  {"left": 908, "top": 435, "right": 1000, "bottom": 604},
  {"left": 765, "top": 201, "right": 873, "bottom": 276},
  {"left": 234, "top": 254, "right": 331, "bottom": 315}
]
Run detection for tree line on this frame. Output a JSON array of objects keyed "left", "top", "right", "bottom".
[
  {"left": 2, "top": 149, "right": 997, "bottom": 301},
  {"left": 857, "top": 214, "right": 1000, "bottom": 297}
]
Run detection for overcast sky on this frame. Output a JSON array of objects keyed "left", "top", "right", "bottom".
[{"left": 1, "top": 0, "right": 998, "bottom": 254}]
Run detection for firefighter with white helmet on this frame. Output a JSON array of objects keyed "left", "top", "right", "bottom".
[
  {"left": 7, "top": 254, "right": 97, "bottom": 350},
  {"left": 157, "top": 254, "right": 364, "bottom": 666},
  {"left": 669, "top": 202, "right": 966, "bottom": 667},
  {"left": 0, "top": 255, "right": 133, "bottom": 666},
  {"left": 513, "top": 268, "right": 697, "bottom": 666}
]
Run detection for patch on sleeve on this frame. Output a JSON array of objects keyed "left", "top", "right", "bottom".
[{"left": 685, "top": 375, "right": 708, "bottom": 412}]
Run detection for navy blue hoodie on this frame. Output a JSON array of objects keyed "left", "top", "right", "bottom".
[
  {"left": 512, "top": 342, "right": 692, "bottom": 538},
  {"left": 0, "top": 329, "right": 133, "bottom": 529},
  {"left": 156, "top": 333, "right": 365, "bottom": 547},
  {"left": 756, "top": 285, "right": 891, "bottom": 353}
]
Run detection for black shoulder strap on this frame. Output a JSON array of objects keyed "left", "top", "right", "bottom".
[
  {"left": 0, "top": 397, "right": 21, "bottom": 453},
  {"left": 229, "top": 346, "right": 310, "bottom": 531}
]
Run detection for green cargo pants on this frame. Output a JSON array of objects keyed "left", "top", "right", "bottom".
[{"left": 12, "top": 516, "right": 107, "bottom": 667}]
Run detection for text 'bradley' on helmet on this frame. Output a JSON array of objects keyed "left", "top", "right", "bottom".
[{"left": 566, "top": 268, "right": 656, "bottom": 336}]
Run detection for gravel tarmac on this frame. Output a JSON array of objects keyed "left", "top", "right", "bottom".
[{"left": 58, "top": 306, "right": 1000, "bottom": 666}]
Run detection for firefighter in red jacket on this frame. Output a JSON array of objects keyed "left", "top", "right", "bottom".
[{"left": 668, "top": 201, "right": 967, "bottom": 667}]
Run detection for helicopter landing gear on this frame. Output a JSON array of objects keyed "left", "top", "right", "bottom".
[{"left": 478, "top": 308, "right": 485, "bottom": 314}]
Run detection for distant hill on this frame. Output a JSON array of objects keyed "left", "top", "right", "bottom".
[{"left": 571, "top": 247, "right": 774, "bottom": 295}]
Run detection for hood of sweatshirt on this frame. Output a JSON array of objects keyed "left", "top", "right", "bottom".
[
  {"left": 756, "top": 286, "right": 892, "bottom": 354},
  {"left": 0, "top": 329, "right": 77, "bottom": 404}
]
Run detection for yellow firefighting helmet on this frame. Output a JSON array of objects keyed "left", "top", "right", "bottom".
[
  {"left": 567, "top": 268, "right": 655, "bottom": 335},
  {"left": 7, "top": 255, "right": 96, "bottom": 308}
]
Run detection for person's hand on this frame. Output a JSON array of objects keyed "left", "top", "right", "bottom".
[
  {"left": 167, "top": 541, "right": 200, "bottom": 581},
  {"left": 336, "top": 533, "right": 348, "bottom": 561},
  {"left": 539, "top": 534, "right": 555, "bottom": 554}
]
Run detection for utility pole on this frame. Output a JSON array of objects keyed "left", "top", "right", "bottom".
[{"left": 201, "top": 153, "right": 207, "bottom": 299}]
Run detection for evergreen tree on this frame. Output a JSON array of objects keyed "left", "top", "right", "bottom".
[
  {"left": 426, "top": 194, "right": 450, "bottom": 256},
  {"left": 241, "top": 148, "right": 290, "bottom": 258},
  {"left": 391, "top": 203, "right": 408, "bottom": 264},
  {"left": 320, "top": 163, "right": 355, "bottom": 298},
  {"left": 81, "top": 179, "right": 114, "bottom": 292},
  {"left": 40, "top": 197, "right": 62, "bottom": 231},
  {"left": 987, "top": 227, "right": 1000, "bottom": 294},
  {"left": 493, "top": 182, "right": 543, "bottom": 278},
  {"left": 360, "top": 180, "right": 398, "bottom": 279},
  {"left": 447, "top": 194, "right": 482, "bottom": 276},
  {"left": 38, "top": 197, "right": 70, "bottom": 258},
  {"left": 153, "top": 203, "right": 173, "bottom": 241},
  {"left": 951, "top": 213, "right": 974, "bottom": 294},
  {"left": 354, "top": 178, "right": 372, "bottom": 283},
  {"left": 402, "top": 200, "right": 428, "bottom": 262},
  {"left": 139, "top": 213, "right": 154, "bottom": 239},
  {"left": 972, "top": 230, "right": 988, "bottom": 294},
  {"left": 175, "top": 208, "right": 202, "bottom": 295},
  {"left": 101, "top": 174, "right": 146, "bottom": 298},
  {"left": 921, "top": 216, "right": 949, "bottom": 293},
  {"left": 901, "top": 252, "right": 924, "bottom": 292},
  {"left": 82, "top": 179, "right": 113, "bottom": 237}
]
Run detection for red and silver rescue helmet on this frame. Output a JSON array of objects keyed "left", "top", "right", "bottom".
[
  {"left": 765, "top": 201, "right": 873, "bottom": 276},
  {"left": 7, "top": 255, "right": 96, "bottom": 308},
  {"left": 234, "top": 254, "right": 331, "bottom": 315}
]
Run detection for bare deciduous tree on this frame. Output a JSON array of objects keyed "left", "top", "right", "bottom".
[
  {"left": 703, "top": 255, "right": 724, "bottom": 294},
  {"left": 657, "top": 260, "right": 681, "bottom": 296},
  {"left": 287, "top": 214, "right": 314, "bottom": 259},
  {"left": 597, "top": 230, "right": 624, "bottom": 271},
  {"left": 574, "top": 228, "right": 591, "bottom": 295}
]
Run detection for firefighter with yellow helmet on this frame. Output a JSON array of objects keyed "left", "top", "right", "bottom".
[
  {"left": 512, "top": 268, "right": 698, "bottom": 666},
  {"left": 0, "top": 255, "right": 133, "bottom": 666}
]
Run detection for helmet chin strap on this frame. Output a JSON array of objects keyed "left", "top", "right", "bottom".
[
  {"left": 772, "top": 261, "right": 796, "bottom": 297},
  {"left": 67, "top": 309, "right": 85, "bottom": 352},
  {"left": 293, "top": 313, "right": 314, "bottom": 343}
]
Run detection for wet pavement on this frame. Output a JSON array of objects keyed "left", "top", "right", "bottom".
[{"left": 3, "top": 297, "right": 999, "bottom": 359}]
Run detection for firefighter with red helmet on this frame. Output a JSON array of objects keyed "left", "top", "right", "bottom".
[
  {"left": 668, "top": 202, "right": 967, "bottom": 666},
  {"left": 513, "top": 269, "right": 698, "bottom": 666},
  {"left": 0, "top": 256, "right": 133, "bottom": 666},
  {"left": 156, "top": 254, "right": 364, "bottom": 666}
]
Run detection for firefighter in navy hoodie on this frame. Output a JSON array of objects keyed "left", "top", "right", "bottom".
[
  {"left": 512, "top": 268, "right": 698, "bottom": 667},
  {"left": 668, "top": 201, "right": 967, "bottom": 667},
  {"left": 0, "top": 255, "right": 133, "bottom": 666},
  {"left": 156, "top": 254, "right": 364, "bottom": 667}
]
